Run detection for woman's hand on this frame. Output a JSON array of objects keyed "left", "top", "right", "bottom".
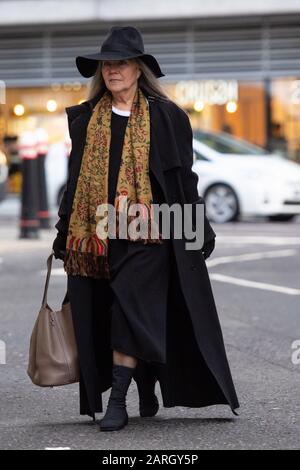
[
  {"left": 52, "top": 233, "right": 67, "bottom": 261},
  {"left": 202, "top": 238, "right": 215, "bottom": 260}
]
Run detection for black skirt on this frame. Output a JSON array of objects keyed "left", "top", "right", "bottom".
[
  {"left": 107, "top": 237, "right": 171, "bottom": 364},
  {"left": 68, "top": 237, "right": 170, "bottom": 363},
  {"left": 67, "top": 236, "right": 170, "bottom": 418}
]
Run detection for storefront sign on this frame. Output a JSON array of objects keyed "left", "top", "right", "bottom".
[
  {"left": 0, "top": 80, "right": 5, "bottom": 104},
  {"left": 290, "top": 80, "right": 300, "bottom": 105},
  {"left": 174, "top": 79, "right": 238, "bottom": 106}
]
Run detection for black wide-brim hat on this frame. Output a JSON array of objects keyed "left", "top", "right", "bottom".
[{"left": 76, "top": 26, "right": 165, "bottom": 79}]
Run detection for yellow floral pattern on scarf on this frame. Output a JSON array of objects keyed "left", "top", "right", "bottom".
[{"left": 64, "top": 86, "right": 162, "bottom": 279}]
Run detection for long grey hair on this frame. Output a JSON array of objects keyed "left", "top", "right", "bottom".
[{"left": 87, "top": 58, "right": 170, "bottom": 102}]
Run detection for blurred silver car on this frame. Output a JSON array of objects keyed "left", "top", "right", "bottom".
[{"left": 193, "top": 131, "right": 300, "bottom": 223}]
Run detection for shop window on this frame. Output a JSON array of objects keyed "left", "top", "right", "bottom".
[{"left": 271, "top": 78, "right": 300, "bottom": 163}]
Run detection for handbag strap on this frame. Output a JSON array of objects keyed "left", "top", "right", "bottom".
[{"left": 41, "top": 252, "right": 54, "bottom": 308}]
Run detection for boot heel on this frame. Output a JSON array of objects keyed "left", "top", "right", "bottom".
[
  {"left": 133, "top": 361, "right": 159, "bottom": 418},
  {"left": 140, "top": 395, "right": 159, "bottom": 417}
]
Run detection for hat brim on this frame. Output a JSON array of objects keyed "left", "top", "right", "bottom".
[{"left": 75, "top": 52, "right": 165, "bottom": 78}]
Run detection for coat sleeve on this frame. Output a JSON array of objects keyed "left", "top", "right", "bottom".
[
  {"left": 173, "top": 105, "right": 216, "bottom": 244},
  {"left": 53, "top": 156, "right": 71, "bottom": 238},
  {"left": 53, "top": 101, "right": 92, "bottom": 240},
  {"left": 53, "top": 108, "right": 75, "bottom": 239}
]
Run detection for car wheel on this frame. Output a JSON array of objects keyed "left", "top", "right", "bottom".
[
  {"left": 205, "top": 184, "right": 239, "bottom": 223},
  {"left": 268, "top": 214, "right": 295, "bottom": 222}
]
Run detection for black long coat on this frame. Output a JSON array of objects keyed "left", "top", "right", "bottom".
[{"left": 54, "top": 88, "right": 240, "bottom": 416}]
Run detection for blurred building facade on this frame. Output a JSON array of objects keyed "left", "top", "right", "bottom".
[{"left": 1, "top": 0, "right": 300, "bottom": 160}]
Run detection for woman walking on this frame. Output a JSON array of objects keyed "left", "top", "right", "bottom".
[{"left": 52, "top": 26, "right": 239, "bottom": 432}]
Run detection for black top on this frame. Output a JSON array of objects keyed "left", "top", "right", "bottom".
[
  {"left": 108, "top": 110, "right": 128, "bottom": 206},
  {"left": 109, "top": 110, "right": 165, "bottom": 206}
]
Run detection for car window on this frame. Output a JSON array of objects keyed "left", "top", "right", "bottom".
[
  {"left": 193, "top": 150, "right": 209, "bottom": 161},
  {"left": 193, "top": 131, "right": 271, "bottom": 156}
]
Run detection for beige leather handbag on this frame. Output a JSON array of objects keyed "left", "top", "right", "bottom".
[{"left": 27, "top": 252, "right": 80, "bottom": 387}]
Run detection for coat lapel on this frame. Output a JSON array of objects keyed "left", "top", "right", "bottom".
[
  {"left": 148, "top": 98, "right": 168, "bottom": 201},
  {"left": 148, "top": 97, "right": 183, "bottom": 171}
]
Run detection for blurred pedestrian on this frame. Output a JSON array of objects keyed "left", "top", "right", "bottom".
[{"left": 269, "top": 122, "right": 288, "bottom": 156}]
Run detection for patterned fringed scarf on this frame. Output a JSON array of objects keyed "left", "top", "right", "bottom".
[{"left": 64, "top": 86, "right": 162, "bottom": 279}]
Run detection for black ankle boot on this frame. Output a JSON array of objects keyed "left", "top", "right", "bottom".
[
  {"left": 100, "top": 364, "right": 135, "bottom": 432},
  {"left": 133, "top": 361, "right": 159, "bottom": 418}
]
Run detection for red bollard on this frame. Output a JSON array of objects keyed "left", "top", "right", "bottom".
[
  {"left": 35, "top": 128, "right": 51, "bottom": 229},
  {"left": 19, "top": 131, "right": 40, "bottom": 239}
]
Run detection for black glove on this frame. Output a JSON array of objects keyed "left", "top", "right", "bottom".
[
  {"left": 202, "top": 237, "right": 215, "bottom": 260},
  {"left": 52, "top": 232, "right": 67, "bottom": 261}
]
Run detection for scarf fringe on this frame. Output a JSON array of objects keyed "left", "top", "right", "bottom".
[
  {"left": 64, "top": 211, "right": 163, "bottom": 278},
  {"left": 64, "top": 249, "right": 110, "bottom": 279}
]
